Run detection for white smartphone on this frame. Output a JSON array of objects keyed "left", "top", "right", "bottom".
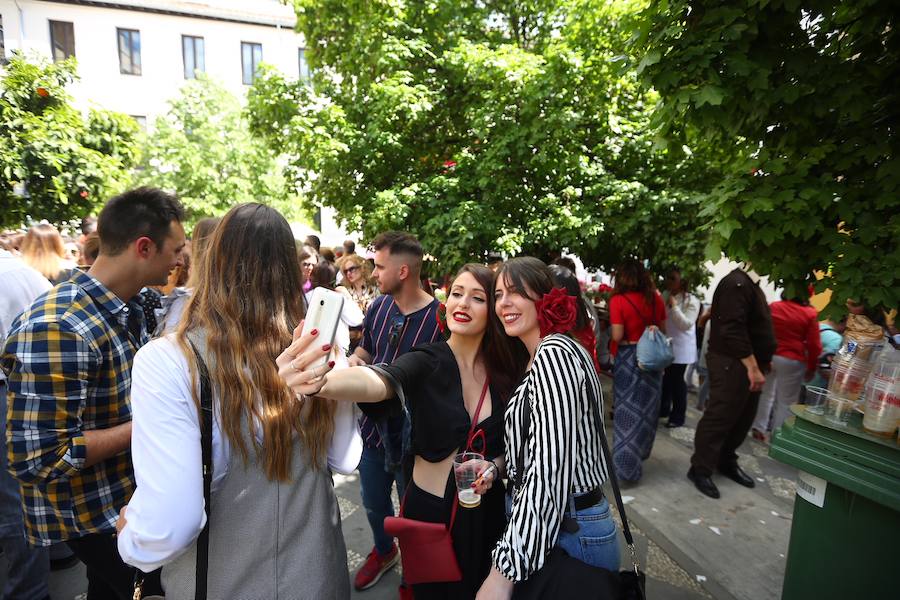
[{"left": 301, "top": 287, "right": 345, "bottom": 368}]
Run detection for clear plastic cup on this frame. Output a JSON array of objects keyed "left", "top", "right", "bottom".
[
  {"left": 453, "top": 452, "right": 484, "bottom": 508},
  {"left": 828, "top": 357, "right": 872, "bottom": 404},
  {"left": 804, "top": 386, "right": 829, "bottom": 415},
  {"left": 825, "top": 393, "right": 855, "bottom": 427}
]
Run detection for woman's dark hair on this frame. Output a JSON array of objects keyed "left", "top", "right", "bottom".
[
  {"left": 549, "top": 264, "right": 590, "bottom": 332},
  {"left": 455, "top": 263, "right": 528, "bottom": 402},
  {"left": 613, "top": 259, "right": 654, "bottom": 305},
  {"left": 495, "top": 256, "right": 554, "bottom": 301},
  {"left": 311, "top": 260, "right": 337, "bottom": 290}
]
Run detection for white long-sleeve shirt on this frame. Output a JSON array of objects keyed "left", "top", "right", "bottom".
[
  {"left": 117, "top": 334, "right": 361, "bottom": 572},
  {"left": 666, "top": 292, "right": 700, "bottom": 365}
]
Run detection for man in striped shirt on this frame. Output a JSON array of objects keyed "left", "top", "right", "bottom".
[
  {"left": 348, "top": 232, "right": 441, "bottom": 592},
  {"left": 3, "top": 188, "right": 185, "bottom": 598}
]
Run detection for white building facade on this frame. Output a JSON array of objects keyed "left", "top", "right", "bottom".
[
  {"left": 0, "top": 0, "right": 352, "bottom": 245},
  {"left": 0, "top": 0, "right": 309, "bottom": 122}
]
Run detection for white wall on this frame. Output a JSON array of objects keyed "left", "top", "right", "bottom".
[
  {"left": 696, "top": 257, "right": 783, "bottom": 305},
  {"left": 0, "top": 0, "right": 305, "bottom": 122}
]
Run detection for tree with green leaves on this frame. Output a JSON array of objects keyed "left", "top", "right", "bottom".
[
  {"left": 0, "top": 54, "right": 140, "bottom": 228},
  {"left": 247, "top": 0, "right": 721, "bottom": 281},
  {"left": 135, "top": 76, "right": 309, "bottom": 226},
  {"left": 635, "top": 0, "right": 899, "bottom": 315}
]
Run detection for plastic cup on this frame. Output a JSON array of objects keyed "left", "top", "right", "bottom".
[
  {"left": 804, "top": 386, "right": 829, "bottom": 415},
  {"left": 824, "top": 393, "right": 855, "bottom": 427},
  {"left": 453, "top": 452, "right": 484, "bottom": 508},
  {"left": 828, "top": 357, "right": 872, "bottom": 403}
]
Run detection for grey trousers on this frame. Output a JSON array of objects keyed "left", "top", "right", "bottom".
[{"left": 753, "top": 355, "right": 807, "bottom": 433}]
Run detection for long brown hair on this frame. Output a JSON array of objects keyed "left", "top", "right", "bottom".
[
  {"left": 21, "top": 223, "right": 67, "bottom": 281},
  {"left": 613, "top": 259, "right": 654, "bottom": 305},
  {"left": 452, "top": 263, "right": 529, "bottom": 399},
  {"left": 186, "top": 217, "right": 220, "bottom": 289},
  {"left": 176, "top": 204, "right": 334, "bottom": 480}
]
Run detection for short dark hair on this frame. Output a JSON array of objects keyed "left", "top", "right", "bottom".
[
  {"left": 97, "top": 187, "right": 184, "bottom": 256},
  {"left": 343, "top": 239, "right": 356, "bottom": 254},
  {"left": 81, "top": 216, "right": 98, "bottom": 235},
  {"left": 372, "top": 231, "right": 423, "bottom": 274},
  {"left": 304, "top": 234, "right": 321, "bottom": 252}
]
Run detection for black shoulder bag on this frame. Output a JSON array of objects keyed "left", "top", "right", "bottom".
[
  {"left": 512, "top": 347, "right": 646, "bottom": 600},
  {"left": 133, "top": 342, "right": 213, "bottom": 600}
]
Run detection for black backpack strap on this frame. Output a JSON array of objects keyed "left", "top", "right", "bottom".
[{"left": 188, "top": 341, "right": 213, "bottom": 600}]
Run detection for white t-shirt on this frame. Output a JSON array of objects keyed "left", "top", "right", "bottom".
[{"left": 0, "top": 250, "right": 52, "bottom": 381}]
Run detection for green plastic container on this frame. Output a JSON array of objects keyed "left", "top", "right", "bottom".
[{"left": 770, "top": 405, "right": 900, "bottom": 600}]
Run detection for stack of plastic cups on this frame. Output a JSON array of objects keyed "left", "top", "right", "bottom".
[{"left": 862, "top": 350, "right": 900, "bottom": 437}]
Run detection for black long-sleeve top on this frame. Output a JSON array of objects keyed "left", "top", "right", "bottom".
[{"left": 708, "top": 269, "right": 776, "bottom": 366}]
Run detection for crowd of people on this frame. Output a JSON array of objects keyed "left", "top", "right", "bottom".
[{"left": 1, "top": 186, "right": 896, "bottom": 600}]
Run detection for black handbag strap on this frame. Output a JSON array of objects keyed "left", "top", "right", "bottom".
[
  {"left": 188, "top": 341, "right": 213, "bottom": 600},
  {"left": 622, "top": 293, "right": 654, "bottom": 330},
  {"left": 513, "top": 338, "right": 641, "bottom": 575}
]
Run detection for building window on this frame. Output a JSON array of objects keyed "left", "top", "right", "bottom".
[
  {"left": 298, "top": 48, "right": 311, "bottom": 81},
  {"left": 117, "top": 28, "right": 141, "bottom": 75},
  {"left": 130, "top": 115, "right": 147, "bottom": 129},
  {"left": 182, "top": 35, "right": 205, "bottom": 79},
  {"left": 50, "top": 20, "right": 75, "bottom": 61},
  {"left": 241, "top": 42, "right": 262, "bottom": 85}
]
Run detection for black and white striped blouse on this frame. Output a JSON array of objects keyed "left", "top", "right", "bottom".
[{"left": 491, "top": 333, "right": 610, "bottom": 581}]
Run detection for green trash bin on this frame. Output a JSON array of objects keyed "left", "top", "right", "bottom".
[{"left": 770, "top": 405, "right": 900, "bottom": 600}]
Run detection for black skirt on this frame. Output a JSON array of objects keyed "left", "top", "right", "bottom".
[{"left": 403, "top": 475, "right": 507, "bottom": 600}]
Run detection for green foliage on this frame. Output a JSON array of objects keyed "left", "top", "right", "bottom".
[
  {"left": 635, "top": 0, "right": 899, "bottom": 315},
  {"left": 0, "top": 54, "right": 140, "bottom": 228},
  {"left": 250, "top": 0, "right": 718, "bottom": 280},
  {"left": 136, "top": 76, "right": 309, "bottom": 226}
]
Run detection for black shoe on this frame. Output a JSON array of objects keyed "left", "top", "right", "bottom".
[
  {"left": 687, "top": 467, "right": 720, "bottom": 499},
  {"left": 718, "top": 464, "right": 756, "bottom": 488}
]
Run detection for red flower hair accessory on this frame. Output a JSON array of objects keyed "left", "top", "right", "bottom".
[{"left": 535, "top": 287, "right": 577, "bottom": 337}]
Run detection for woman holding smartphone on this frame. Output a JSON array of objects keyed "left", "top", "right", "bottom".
[
  {"left": 476, "top": 257, "right": 620, "bottom": 600},
  {"left": 117, "top": 204, "right": 349, "bottom": 598},
  {"left": 279, "top": 264, "right": 526, "bottom": 600}
]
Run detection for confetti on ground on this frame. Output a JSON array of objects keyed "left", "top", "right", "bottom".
[
  {"left": 779, "top": 554, "right": 785, "bottom": 558},
  {"left": 759, "top": 520, "right": 766, "bottom": 525},
  {"left": 651, "top": 507, "right": 659, "bottom": 512},
  {"left": 622, "top": 496, "right": 635, "bottom": 504},
  {"left": 696, "top": 575, "right": 707, "bottom": 583},
  {"left": 689, "top": 518, "right": 702, "bottom": 525},
  {"left": 708, "top": 526, "right": 722, "bottom": 536},
  {"left": 756, "top": 477, "right": 765, "bottom": 482},
  {"left": 771, "top": 510, "right": 779, "bottom": 516}
]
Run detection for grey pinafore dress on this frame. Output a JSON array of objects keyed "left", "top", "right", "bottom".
[{"left": 161, "top": 332, "right": 350, "bottom": 599}]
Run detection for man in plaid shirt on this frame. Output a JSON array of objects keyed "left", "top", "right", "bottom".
[{"left": 2, "top": 188, "right": 185, "bottom": 598}]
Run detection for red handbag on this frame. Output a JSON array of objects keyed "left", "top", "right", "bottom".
[{"left": 383, "top": 379, "right": 489, "bottom": 585}]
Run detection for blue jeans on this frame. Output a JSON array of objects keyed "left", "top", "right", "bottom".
[
  {"left": 557, "top": 496, "right": 621, "bottom": 572},
  {"left": 358, "top": 444, "right": 406, "bottom": 556},
  {"left": 0, "top": 381, "right": 51, "bottom": 600}
]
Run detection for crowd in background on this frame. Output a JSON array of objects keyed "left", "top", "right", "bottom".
[{"left": 1, "top": 188, "right": 897, "bottom": 600}]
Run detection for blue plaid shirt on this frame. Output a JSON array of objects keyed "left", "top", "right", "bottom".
[{"left": 2, "top": 270, "right": 148, "bottom": 546}]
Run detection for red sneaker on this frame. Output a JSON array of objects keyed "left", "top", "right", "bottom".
[{"left": 354, "top": 544, "right": 399, "bottom": 590}]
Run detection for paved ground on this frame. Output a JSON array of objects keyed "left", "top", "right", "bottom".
[{"left": 3, "top": 384, "right": 797, "bottom": 599}]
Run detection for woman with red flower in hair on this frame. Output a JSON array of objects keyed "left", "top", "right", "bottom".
[{"left": 476, "top": 257, "right": 620, "bottom": 599}]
